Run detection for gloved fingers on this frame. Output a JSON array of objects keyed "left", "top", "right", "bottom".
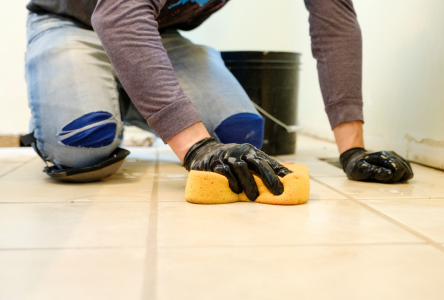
[
  {"left": 388, "top": 152, "right": 414, "bottom": 182},
  {"left": 349, "top": 160, "right": 394, "bottom": 182},
  {"left": 274, "top": 163, "right": 294, "bottom": 177},
  {"left": 213, "top": 163, "right": 243, "bottom": 194},
  {"left": 255, "top": 150, "right": 293, "bottom": 177},
  {"left": 364, "top": 152, "right": 406, "bottom": 183},
  {"left": 370, "top": 165, "right": 395, "bottom": 182},
  {"left": 398, "top": 159, "right": 414, "bottom": 182},
  {"left": 244, "top": 155, "right": 284, "bottom": 196},
  {"left": 389, "top": 159, "right": 406, "bottom": 183},
  {"left": 226, "top": 158, "right": 259, "bottom": 201}
]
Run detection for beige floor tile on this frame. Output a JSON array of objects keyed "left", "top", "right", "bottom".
[
  {"left": 2, "top": 159, "right": 51, "bottom": 180},
  {"left": 362, "top": 199, "right": 444, "bottom": 243},
  {"left": 0, "top": 163, "right": 24, "bottom": 177},
  {"left": 304, "top": 161, "right": 345, "bottom": 177},
  {"left": 0, "top": 202, "right": 150, "bottom": 248},
  {"left": 147, "top": 157, "right": 188, "bottom": 202},
  {"left": 158, "top": 245, "right": 444, "bottom": 300},
  {"left": 157, "top": 200, "right": 420, "bottom": 248},
  {"left": 309, "top": 179, "right": 348, "bottom": 200},
  {"left": 0, "top": 176, "right": 153, "bottom": 203},
  {"left": 157, "top": 161, "right": 188, "bottom": 177},
  {"left": 158, "top": 177, "right": 187, "bottom": 202},
  {"left": 316, "top": 176, "right": 444, "bottom": 199},
  {"left": 113, "top": 159, "right": 155, "bottom": 180},
  {"left": 0, "top": 248, "right": 145, "bottom": 300}
]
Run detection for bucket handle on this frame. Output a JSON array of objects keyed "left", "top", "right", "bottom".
[{"left": 252, "top": 102, "right": 302, "bottom": 133}]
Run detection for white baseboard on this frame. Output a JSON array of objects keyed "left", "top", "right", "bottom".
[{"left": 299, "top": 128, "right": 444, "bottom": 171}]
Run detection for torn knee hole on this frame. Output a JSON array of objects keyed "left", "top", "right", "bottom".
[{"left": 57, "top": 111, "right": 117, "bottom": 148}]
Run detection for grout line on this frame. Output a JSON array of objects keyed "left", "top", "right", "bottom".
[
  {"left": 157, "top": 242, "right": 428, "bottom": 249},
  {"left": 0, "top": 246, "right": 145, "bottom": 251},
  {"left": 0, "top": 242, "right": 432, "bottom": 252},
  {"left": 310, "top": 176, "right": 444, "bottom": 253},
  {"left": 142, "top": 147, "right": 159, "bottom": 300},
  {"left": 0, "top": 156, "right": 36, "bottom": 179},
  {"left": 346, "top": 198, "right": 444, "bottom": 201},
  {"left": 0, "top": 200, "right": 150, "bottom": 205},
  {"left": 0, "top": 201, "right": 151, "bottom": 204}
]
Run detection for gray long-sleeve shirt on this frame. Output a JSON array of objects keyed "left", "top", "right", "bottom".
[{"left": 27, "top": 0, "right": 363, "bottom": 142}]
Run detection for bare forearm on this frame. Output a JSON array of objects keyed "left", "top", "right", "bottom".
[
  {"left": 333, "top": 121, "right": 365, "bottom": 154},
  {"left": 167, "top": 122, "right": 211, "bottom": 163}
]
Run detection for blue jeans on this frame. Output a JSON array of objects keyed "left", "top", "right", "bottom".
[{"left": 25, "top": 13, "right": 263, "bottom": 169}]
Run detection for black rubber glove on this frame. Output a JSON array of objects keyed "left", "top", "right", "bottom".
[
  {"left": 183, "top": 137, "right": 293, "bottom": 201},
  {"left": 340, "top": 147, "right": 414, "bottom": 183}
]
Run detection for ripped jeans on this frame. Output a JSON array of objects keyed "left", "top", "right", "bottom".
[{"left": 25, "top": 13, "right": 263, "bottom": 170}]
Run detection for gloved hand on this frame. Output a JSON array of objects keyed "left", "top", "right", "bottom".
[
  {"left": 340, "top": 147, "right": 414, "bottom": 183},
  {"left": 183, "top": 137, "right": 293, "bottom": 201}
]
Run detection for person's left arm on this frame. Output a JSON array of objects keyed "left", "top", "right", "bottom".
[{"left": 305, "top": 0, "right": 413, "bottom": 183}]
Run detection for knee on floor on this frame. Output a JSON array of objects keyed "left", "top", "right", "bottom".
[
  {"left": 54, "top": 111, "right": 120, "bottom": 168},
  {"left": 215, "top": 113, "right": 265, "bottom": 149}
]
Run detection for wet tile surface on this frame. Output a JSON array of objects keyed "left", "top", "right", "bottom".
[{"left": 1, "top": 137, "right": 444, "bottom": 300}]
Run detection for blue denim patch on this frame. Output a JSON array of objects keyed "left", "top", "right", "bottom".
[
  {"left": 58, "top": 111, "right": 117, "bottom": 148},
  {"left": 215, "top": 113, "right": 265, "bottom": 149},
  {"left": 169, "top": 0, "right": 226, "bottom": 9}
]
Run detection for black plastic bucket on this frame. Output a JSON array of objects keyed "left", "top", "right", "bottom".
[{"left": 221, "top": 51, "right": 301, "bottom": 156}]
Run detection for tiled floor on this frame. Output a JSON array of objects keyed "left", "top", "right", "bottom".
[{"left": 1, "top": 135, "right": 444, "bottom": 300}]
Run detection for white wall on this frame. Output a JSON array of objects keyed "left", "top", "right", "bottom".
[
  {"left": 2, "top": 0, "right": 444, "bottom": 169},
  {"left": 355, "top": 0, "right": 444, "bottom": 169},
  {"left": 182, "top": 0, "right": 444, "bottom": 169},
  {"left": 180, "top": 0, "right": 327, "bottom": 141},
  {"left": 0, "top": 1, "right": 30, "bottom": 135}
]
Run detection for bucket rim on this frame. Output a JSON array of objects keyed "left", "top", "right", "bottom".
[{"left": 221, "top": 51, "right": 301, "bottom": 62}]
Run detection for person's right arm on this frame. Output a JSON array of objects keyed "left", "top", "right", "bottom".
[
  {"left": 92, "top": 0, "right": 202, "bottom": 143},
  {"left": 91, "top": 0, "right": 293, "bottom": 200}
]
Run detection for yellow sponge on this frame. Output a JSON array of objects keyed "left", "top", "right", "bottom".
[{"left": 185, "top": 163, "right": 310, "bottom": 205}]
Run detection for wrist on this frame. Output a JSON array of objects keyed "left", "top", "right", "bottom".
[
  {"left": 339, "top": 146, "right": 366, "bottom": 163},
  {"left": 167, "top": 122, "right": 211, "bottom": 163},
  {"left": 183, "top": 137, "right": 216, "bottom": 170},
  {"left": 333, "top": 120, "right": 365, "bottom": 154}
]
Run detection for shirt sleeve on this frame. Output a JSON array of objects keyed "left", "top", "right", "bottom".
[
  {"left": 91, "top": 0, "right": 202, "bottom": 142},
  {"left": 305, "top": 0, "right": 364, "bottom": 129}
]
